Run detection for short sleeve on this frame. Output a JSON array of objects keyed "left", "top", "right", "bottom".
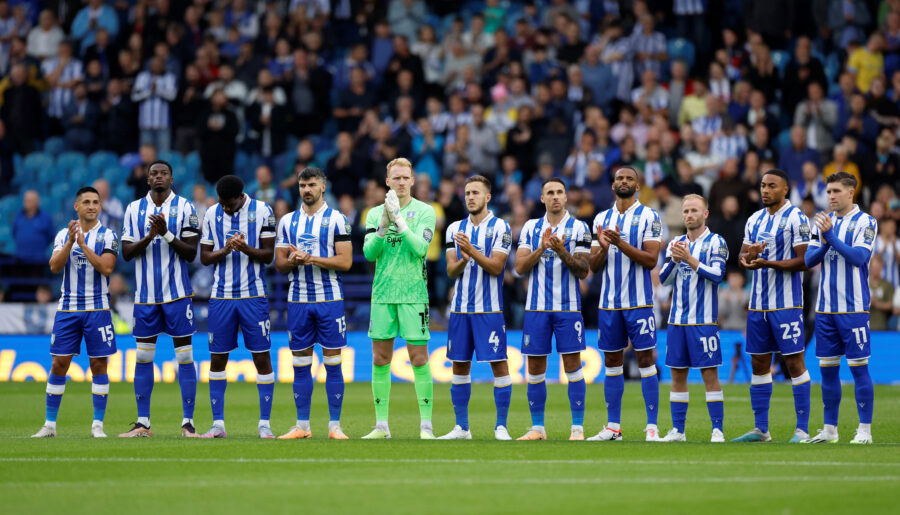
[
  {"left": 445, "top": 221, "right": 457, "bottom": 251},
  {"left": 103, "top": 230, "right": 119, "bottom": 256},
  {"left": 275, "top": 215, "right": 290, "bottom": 248},
  {"left": 792, "top": 211, "right": 811, "bottom": 248},
  {"left": 573, "top": 221, "right": 591, "bottom": 254},
  {"left": 518, "top": 221, "right": 534, "bottom": 251},
  {"left": 53, "top": 229, "right": 67, "bottom": 251},
  {"left": 591, "top": 213, "right": 604, "bottom": 248},
  {"left": 493, "top": 221, "right": 513, "bottom": 255},
  {"left": 642, "top": 209, "right": 662, "bottom": 243},
  {"left": 855, "top": 216, "right": 878, "bottom": 251},
  {"left": 334, "top": 212, "right": 351, "bottom": 242},
  {"left": 181, "top": 201, "right": 200, "bottom": 236},
  {"left": 200, "top": 207, "right": 214, "bottom": 245},
  {"left": 260, "top": 203, "right": 276, "bottom": 238},
  {"left": 743, "top": 217, "right": 754, "bottom": 246},
  {"left": 664, "top": 239, "right": 674, "bottom": 259},
  {"left": 121, "top": 203, "right": 136, "bottom": 242}
]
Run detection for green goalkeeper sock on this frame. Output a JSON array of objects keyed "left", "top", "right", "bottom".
[
  {"left": 372, "top": 364, "right": 391, "bottom": 422},
  {"left": 413, "top": 364, "right": 434, "bottom": 422}
]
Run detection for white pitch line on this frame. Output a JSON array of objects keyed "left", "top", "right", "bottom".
[
  {"left": 2, "top": 457, "right": 900, "bottom": 467},
  {"left": 1, "top": 476, "right": 900, "bottom": 489}
]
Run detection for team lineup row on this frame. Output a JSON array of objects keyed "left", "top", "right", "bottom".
[{"left": 31, "top": 157, "right": 876, "bottom": 444}]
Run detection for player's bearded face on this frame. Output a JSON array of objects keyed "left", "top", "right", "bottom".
[
  {"left": 613, "top": 173, "right": 638, "bottom": 198},
  {"left": 300, "top": 182, "right": 323, "bottom": 205},
  {"left": 465, "top": 188, "right": 488, "bottom": 214}
]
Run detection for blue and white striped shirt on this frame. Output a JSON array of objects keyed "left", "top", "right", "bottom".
[
  {"left": 201, "top": 196, "right": 276, "bottom": 299},
  {"left": 592, "top": 201, "right": 662, "bottom": 309},
  {"left": 122, "top": 192, "right": 199, "bottom": 304},
  {"left": 53, "top": 223, "right": 118, "bottom": 311},
  {"left": 810, "top": 206, "right": 877, "bottom": 313},
  {"left": 41, "top": 58, "right": 83, "bottom": 118},
  {"left": 743, "top": 201, "right": 811, "bottom": 310},
  {"left": 874, "top": 236, "right": 900, "bottom": 288},
  {"left": 674, "top": 0, "right": 706, "bottom": 15},
  {"left": 132, "top": 70, "right": 178, "bottom": 130},
  {"left": 692, "top": 115, "right": 723, "bottom": 136},
  {"left": 711, "top": 133, "right": 748, "bottom": 160},
  {"left": 446, "top": 212, "right": 512, "bottom": 314},
  {"left": 275, "top": 203, "right": 350, "bottom": 303},
  {"left": 659, "top": 228, "right": 728, "bottom": 324},
  {"left": 519, "top": 212, "right": 592, "bottom": 312}
]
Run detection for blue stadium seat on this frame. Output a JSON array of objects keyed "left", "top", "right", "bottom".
[
  {"left": 158, "top": 150, "right": 185, "bottom": 169},
  {"left": 115, "top": 184, "right": 134, "bottom": 203},
  {"left": 777, "top": 129, "right": 791, "bottom": 154},
  {"left": 68, "top": 166, "right": 93, "bottom": 188},
  {"left": 42, "top": 137, "right": 66, "bottom": 156},
  {"left": 56, "top": 151, "right": 87, "bottom": 172},
  {"left": 668, "top": 38, "right": 695, "bottom": 69},
  {"left": 23, "top": 152, "right": 53, "bottom": 175},
  {"left": 103, "top": 165, "right": 130, "bottom": 184},
  {"left": 771, "top": 50, "right": 790, "bottom": 76},
  {"left": 185, "top": 151, "right": 201, "bottom": 175},
  {"left": 87, "top": 151, "right": 118, "bottom": 174}
]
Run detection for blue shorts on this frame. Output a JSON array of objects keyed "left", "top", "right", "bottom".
[
  {"left": 746, "top": 308, "right": 805, "bottom": 355},
  {"left": 447, "top": 312, "right": 507, "bottom": 362},
  {"left": 208, "top": 297, "right": 271, "bottom": 354},
  {"left": 51, "top": 310, "right": 117, "bottom": 358},
  {"left": 522, "top": 311, "right": 586, "bottom": 356},
  {"left": 814, "top": 312, "right": 870, "bottom": 360},
  {"left": 288, "top": 301, "right": 347, "bottom": 351},
  {"left": 598, "top": 307, "right": 657, "bottom": 352},
  {"left": 133, "top": 297, "right": 195, "bottom": 339},
  {"left": 665, "top": 324, "right": 722, "bottom": 369}
]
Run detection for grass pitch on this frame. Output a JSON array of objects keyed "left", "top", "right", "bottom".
[{"left": 1, "top": 381, "right": 899, "bottom": 514}]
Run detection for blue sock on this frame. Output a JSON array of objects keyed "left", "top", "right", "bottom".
[
  {"left": 526, "top": 374, "right": 546, "bottom": 427},
  {"left": 257, "top": 373, "right": 274, "bottom": 421},
  {"left": 134, "top": 361, "right": 154, "bottom": 419},
  {"left": 324, "top": 361, "right": 344, "bottom": 422},
  {"left": 640, "top": 366, "right": 660, "bottom": 425},
  {"left": 604, "top": 367, "right": 625, "bottom": 424},
  {"left": 450, "top": 376, "right": 471, "bottom": 430},
  {"left": 293, "top": 364, "right": 313, "bottom": 421},
  {"left": 850, "top": 363, "right": 874, "bottom": 424},
  {"left": 750, "top": 375, "right": 773, "bottom": 433},
  {"left": 706, "top": 391, "right": 724, "bottom": 431},
  {"left": 791, "top": 371, "right": 811, "bottom": 433},
  {"left": 820, "top": 363, "right": 842, "bottom": 426},
  {"left": 494, "top": 378, "right": 512, "bottom": 428},
  {"left": 670, "top": 392, "right": 689, "bottom": 433},
  {"left": 45, "top": 374, "right": 66, "bottom": 422},
  {"left": 91, "top": 374, "right": 109, "bottom": 422},
  {"left": 209, "top": 371, "right": 227, "bottom": 421},
  {"left": 178, "top": 363, "right": 197, "bottom": 419},
  {"left": 566, "top": 369, "right": 586, "bottom": 426}
]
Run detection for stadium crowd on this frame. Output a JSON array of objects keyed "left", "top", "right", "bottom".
[{"left": 2, "top": 0, "right": 900, "bottom": 336}]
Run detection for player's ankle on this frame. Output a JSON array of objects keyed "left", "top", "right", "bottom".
[{"left": 137, "top": 417, "right": 150, "bottom": 427}]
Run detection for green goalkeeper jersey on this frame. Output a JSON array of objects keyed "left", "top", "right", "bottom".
[{"left": 363, "top": 197, "right": 436, "bottom": 304}]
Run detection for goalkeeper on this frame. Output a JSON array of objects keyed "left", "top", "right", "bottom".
[{"left": 362, "top": 158, "right": 437, "bottom": 440}]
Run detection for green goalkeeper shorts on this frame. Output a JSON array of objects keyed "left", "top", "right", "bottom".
[{"left": 368, "top": 303, "right": 431, "bottom": 342}]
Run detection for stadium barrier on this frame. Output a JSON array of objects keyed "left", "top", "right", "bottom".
[{"left": 1, "top": 331, "right": 898, "bottom": 384}]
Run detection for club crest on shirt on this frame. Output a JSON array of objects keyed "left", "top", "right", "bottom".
[
  {"left": 169, "top": 205, "right": 178, "bottom": 218},
  {"left": 406, "top": 211, "right": 416, "bottom": 219},
  {"left": 778, "top": 217, "right": 788, "bottom": 229},
  {"left": 631, "top": 217, "right": 641, "bottom": 227},
  {"left": 321, "top": 216, "right": 330, "bottom": 228}
]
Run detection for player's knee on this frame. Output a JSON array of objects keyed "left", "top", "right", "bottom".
[
  {"left": 603, "top": 352, "right": 623, "bottom": 368},
  {"left": 848, "top": 357, "right": 869, "bottom": 367},
  {"left": 175, "top": 345, "right": 193, "bottom": 365},
  {"left": 635, "top": 352, "right": 655, "bottom": 369},
  {"left": 136, "top": 343, "right": 156, "bottom": 363},
  {"left": 89, "top": 358, "right": 107, "bottom": 376}
]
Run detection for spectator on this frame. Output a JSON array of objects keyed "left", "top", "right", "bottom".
[
  {"left": 325, "top": 131, "right": 368, "bottom": 199},
  {"left": 92, "top": 178, "right": 123, "bottom": 235},
  {"left": 631, "top": 14, "right": 667, "bottom": 78},
  {"left": 12, "top": 190, "right": 53, "bottom": 263},
  {"left": 708, "top": 158, "right": 747, "bottom": 214},
  {"left": 412, "top": 117, "right": 443, "bottom": 183},
  {"left": 131, "top": 55, "right": 176, "bottom": 153},
  {"left": 246, "top": 86, "right": 289, "bottom": 162},
  {"left": 823, "top": 143, "right": 862, "bottom": 190},
  {"left": 288, "top": 47, "right": 332, "bottom": 138},
  {"left": 829, "top": 0, "right": 871, "bottom": 49},
  {"left": 581, "top": 43, "right": 617, "bottom": 115},
  {"left": 126, "top": 144, "right": 157, "bottom": 200},
  {"left": 869, "top": 253, "right": 894, "bottom": 330},
  {"left": 172, "top": 65, "right": 204, "bottom": 154},
  {"left": 370, "top": 20, "right": 394, "bottom": 76},
  {"left": 847, "top": 32, "right": 885, "bottom": 93},
  {"left": 790, "top": 161, "right": 829, "bottom": 211},
  {"left": 782, "top": 35, "right": 828, "bottom": 117},
  {"left": 708, "top": 195, "right": 745, "bottom": 269},
  {"left": 466, "top": 104, "right": 500, "bottom": 176},
  {"left": 247, "top": 165, "right": 281, "bottom": 206},
  {"left": 779, "top": 126, "right": 821, "bottom": 184},
  {"left": 677, "top": 79, "right": 709, "bottom": 127},
  {"left": 563, "top": 130, "right": 604, "bottom": 187},
  {"left": 71, "top": 0, "right": 119, "bottom": 50},
  {"left": 41, "top": 40, "right": 83, "bottom": 135},
  {"left": 836, "top": 92, "right": 879, "bottom": 150},
  {"left": 0, "top": 62, "right": 41, "bottom": 154},
  {"left": 631, "top": 68, "right": 668, "bottom": 113},
  {"left": 61, "top": 83, "right": 100, "bottom": 152},
  {"left": 598, "top": 22, "right": 634, "bottom": 102},
  {"left": 719, "top": 270, "right": 749, "bottom": 382},
  {"left": 198, "top": 90, "right": 239, "bottom": 184},
  {"left": 25, "top": 9, "right": 63, "bottom": 61},
  {"left": 203, "top": 63, "right": 248, "bottom": 111},
  {"left": 794, "top": 81, "right": 839, "bottom": 159}
]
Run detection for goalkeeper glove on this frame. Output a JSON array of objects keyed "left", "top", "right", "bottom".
[
  {"left": 385, "top": 190, "right": 407, "bottom": 233},
  {"left": 376, "top": 203, "right": 391, "bottom": 237}
]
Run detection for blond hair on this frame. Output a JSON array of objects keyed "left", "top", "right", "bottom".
[
  {"left": 386, "top": 157, "right": 414, "bottom": 177},
  {"left": 683, "top": 194, "right": 708, "bottom": 207}
]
